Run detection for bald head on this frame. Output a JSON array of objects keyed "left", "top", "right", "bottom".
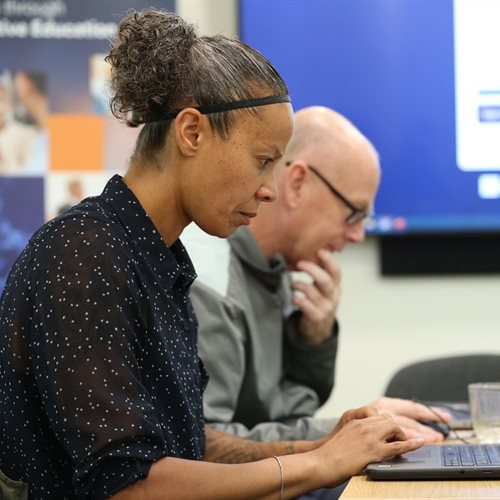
[
  {"left": 283, "top": 106, "right": 379, "bottom": 182},
  {"left": 250, "top": 105, "right": 381, "bottom": 266}
]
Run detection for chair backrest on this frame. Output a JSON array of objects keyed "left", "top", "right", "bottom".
[{"left": 384, "top": 354, "right": 500, "bottom": 402}]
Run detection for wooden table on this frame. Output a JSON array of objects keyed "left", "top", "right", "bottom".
[
  {"left": 340, "top": 431, "right": 500, "bottom": 499},
  {"left": 340, "top": 475, "right": 500, "bottom": 499}
]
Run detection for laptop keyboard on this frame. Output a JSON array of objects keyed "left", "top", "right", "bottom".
[{"left": 442, "top": 444, "right": 500, "bottom": 466}]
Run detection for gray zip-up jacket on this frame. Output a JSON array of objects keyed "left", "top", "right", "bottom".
[{"left": 183, "top": 225, "right": 339, "bottom": 441}]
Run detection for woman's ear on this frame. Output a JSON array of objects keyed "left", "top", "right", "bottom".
[
  {"left": 174, "top": 108, "right": 207, "bottom": 157},
  {"left": 283, "top": 161, "right": 308, "bottom": 209}
]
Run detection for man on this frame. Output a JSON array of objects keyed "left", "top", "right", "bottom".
[{"left": 183, "top": 106, "right": 449, "bottom": 447}]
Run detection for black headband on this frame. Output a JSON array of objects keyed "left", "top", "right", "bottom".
[{"left": 141, "top": 94, "right": 291, "bottom": 124}]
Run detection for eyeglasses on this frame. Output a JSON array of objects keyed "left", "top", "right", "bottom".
[{"left": 285, "top": 161, "right": 374, "bottom": 225}]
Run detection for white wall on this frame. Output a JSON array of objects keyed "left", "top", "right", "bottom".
[
  {"left": 177, "top": 0, "right": 500, "bottom": 417},
  {"left": 316, "top": 238, "right": 500, "bottom": 417},
  {"left": 176, "top": 0, "right": 238, "bottom": 37}
]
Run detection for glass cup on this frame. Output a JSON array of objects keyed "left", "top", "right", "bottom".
[{"left": 468, "top": 382, "right": 500, "bottom": 443}]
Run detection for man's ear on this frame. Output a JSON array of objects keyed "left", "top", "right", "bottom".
[
  {"left": 283, "top": 161, "right": 308, "bottom": 209},
  {"left": 174, "top": 108, "right": 207, "bottom": 157}
]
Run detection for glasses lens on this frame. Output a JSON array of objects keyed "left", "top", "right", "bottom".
[{"left": 346, "top": 210, "right": 374, "bottom": 225}]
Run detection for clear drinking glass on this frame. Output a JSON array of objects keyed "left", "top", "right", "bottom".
[{"left": 468, "top": 382, "right": 500, "bottom": 443}]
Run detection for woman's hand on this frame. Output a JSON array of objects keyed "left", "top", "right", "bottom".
[{"left": 312, "top": 407, "right": 424, "bottom": 487}]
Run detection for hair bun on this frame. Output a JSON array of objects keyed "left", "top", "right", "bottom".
[{"left": 107, "top": 9, "right": 197, "bottom": 125}]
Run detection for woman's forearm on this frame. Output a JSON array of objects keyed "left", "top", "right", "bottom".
[
  {"left": 203, "top": 427, "right": 319, "bottom": 463},
  {"left": 110, "top": 453, "right": 320, "bottom": 500}
]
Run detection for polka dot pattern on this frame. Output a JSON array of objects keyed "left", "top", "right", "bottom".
[{"left": 0, "top": 175, "right": 208, "bottom": 499}]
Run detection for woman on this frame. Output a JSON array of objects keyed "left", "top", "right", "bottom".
[{"left": 0, "top": 9, "right": 423, "bottom": 499}]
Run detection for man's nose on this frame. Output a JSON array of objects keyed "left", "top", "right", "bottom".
[{"left": 345, "top": 220, "right": 366, "bottom": 243}]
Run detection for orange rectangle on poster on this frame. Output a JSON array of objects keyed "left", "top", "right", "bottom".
[{"left": 48, "top": 114, "right": 103, "bottom": 171}]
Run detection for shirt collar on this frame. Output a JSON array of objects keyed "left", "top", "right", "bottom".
[
  {"left": 229, "top": 226, "right": 286, "bottom": 291},
  {"left": 101, "top": 175, "right": 197, "bottom": 289}
]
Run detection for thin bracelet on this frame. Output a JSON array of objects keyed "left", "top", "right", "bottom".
[{"left": 272, "top": 455, "right": 284, "bottom": 500}]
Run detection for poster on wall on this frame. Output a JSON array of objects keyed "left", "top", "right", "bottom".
[{"left": 0, "top": 0, "right": 175, "bottom": 291}]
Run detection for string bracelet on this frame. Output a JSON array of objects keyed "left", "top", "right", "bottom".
[{"left": 272, "top": 455, "right": 284, "bottom": 500}]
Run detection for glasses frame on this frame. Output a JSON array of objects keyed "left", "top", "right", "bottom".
[{"left": 285, "top": 161, "right": 374, "bottom": 225}]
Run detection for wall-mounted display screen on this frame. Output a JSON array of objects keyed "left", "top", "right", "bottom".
[{"left": 240, "top": 0, "right": 500, "bottom": 236}]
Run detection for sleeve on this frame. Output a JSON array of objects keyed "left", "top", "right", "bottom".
[
  {"left": 30, "top": 223, "right": 168, "bottom": 499},
  {"left": 282, "top": 311, "right": 339, "bottom": 405},
  {"left": 193, "top": 281, "right": 338, "bottom": 442},
  {"left": 190, "top": 281, "right": 247, "bottom": 427}
]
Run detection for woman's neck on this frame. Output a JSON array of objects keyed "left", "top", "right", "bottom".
[{"left": 123, "top": 162, "right": 190, "bottom": 247}]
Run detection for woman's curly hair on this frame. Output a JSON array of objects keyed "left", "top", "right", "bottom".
[{"left": 106, "top": 9, "right": 288, "bottom": 160}]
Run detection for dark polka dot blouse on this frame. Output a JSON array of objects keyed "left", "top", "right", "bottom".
[{"left": 0, "top": 175, "right": 208, "bottom": 499}]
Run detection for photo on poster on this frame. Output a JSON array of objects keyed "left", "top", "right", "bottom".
[
  {"left": 0, "top": 70, "right": 49, "bottom": 176},
  {"left": 45, "top": 171, "right": 111, "bottom": 221},
  {"left": 89, "top": 53, "right": 112, "bottom": 115}
]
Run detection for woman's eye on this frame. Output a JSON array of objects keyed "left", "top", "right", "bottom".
[{"left": 259, "top": 157, "right": 273, "bottom": 168}]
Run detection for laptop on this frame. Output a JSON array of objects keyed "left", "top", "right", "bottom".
[{"left": 365, "top": 443, "right": 500, "bottom": 480}]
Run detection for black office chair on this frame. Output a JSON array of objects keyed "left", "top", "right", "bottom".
[{"left": 384, "top": 354, "right": 500, "bottom": 402}]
